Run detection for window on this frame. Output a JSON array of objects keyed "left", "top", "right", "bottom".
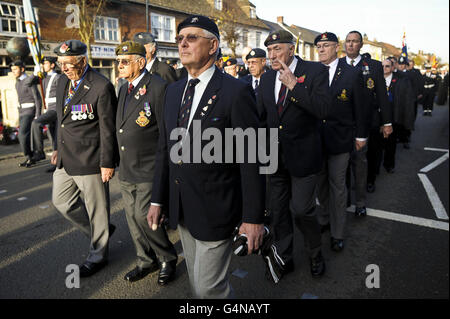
[
  {"left": 242, "top": 29, "right": 248, "bottom": 48},
  {"left": 250, "top": 7, "right": 256, "bottom": 19},
  {"left": 95, "top": 16, "right": 119, "bottom": 43},
  {"left": 304, "top": 44, "right": 311, "bottom": 60},
  {"left": 0, "top": 2, "right": 28, "bottom": 35},
  {"left": 255, "top": 32, "right": 261, "bottom": 48},
  {"left": 151, "top": 13, "right": 175, "bottom": 42},
  {"left": 214, "top": 0, "right": 222, "bottom": 11}
]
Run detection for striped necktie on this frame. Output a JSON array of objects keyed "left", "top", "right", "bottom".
[
  {"left": 350, "top": 59, "right": 355, "bottom": 67},
  {"left": 277, "top": 84, "right": 287, "bottom": 115},
  {"left": 178, "top": 78, "right": 200, "bottom": 128}
]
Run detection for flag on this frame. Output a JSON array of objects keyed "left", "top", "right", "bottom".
[
  {"left": 431, "top": 55, "right": 438, "bottom": 68},
  {"left": 294, "top": 33, "right": 300, "bottom": 55},
  {"left": 23, "top": 0, "right": 46, "bottom": 108},
  {"left": 401, "top": 31, "right": 408, "bottom": 59}
]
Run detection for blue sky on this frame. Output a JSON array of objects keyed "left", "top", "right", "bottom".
[{"left": 252, "top": 0, "right": 449, "bottom": 63}]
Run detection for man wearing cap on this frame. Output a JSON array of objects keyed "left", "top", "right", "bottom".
[
  {"left": 51, "top": 39, "right": 118, "bottom": 277},
  {"left": 133, "top": 32, "right": 178, "bottom": 84},
  {"left": 29, "top": 56, "right": 61, "bottom": 170},
  {"left": 115, "top": 41, "right": 178, "bottom": 285},
  {"left": 257, "top": 29, "right": 330, "bottom": 280},
  {"left": 241, "top": 48, "right": 267, "bottom": 94},
  {"left": 408, "top": 60, "right": 425, "bottom": 117},
  {"left": 11, "top": 60, "right": 42, "bottom": 168},
  {"left": 341, "top": 31, "right": 391, "bottom": 213},
  {"left": 223, "top": 58, "right": 239, "bottom": 78},
  {"left": 314, "top": 32, "right": 367, "bottom": 251},
  {"left": 238, "top": 46, "right": 252, "bottom": 78},
  {"left": 422, "top": 65, "right": 439, "bottom": 116},
  {"left": 147, "top": 15, "right": 265, "bottom": 298}
]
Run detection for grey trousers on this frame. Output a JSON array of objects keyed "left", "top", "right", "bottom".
[
  {"left": 178, "top": 222, "right": 234, "bottom": 299},
  {"left": 350, "top": 143, "right": 368, "bottom": 207},
  {"left": 52, "top": 167, "right": 110, "bottom": 263},
  {"left": 31, "top": 110, "right": 57, "bottom": 153},
  {"left": 119, "top": 180, "right": 177, "bottom": 268},
  {"left": 269, "top": 165, "right": 322, "bottom": 263},
  {"left": 317, "top": 152, "right": 350, "bottom": 239}
]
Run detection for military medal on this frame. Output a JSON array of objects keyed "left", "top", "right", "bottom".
[
  {"left": 71, "top": 105, "right": 78, "bottom": 121},
  {"left": 136, "top": 111, "right": 149, "bottom": 127},
  {"left": 367, "top": 78, "right": 375, "bottom": 89},
  {"left": 144, "top": 102, "right": 151, "bottom": 117},
  {"left": 87, "top": 104, "right": 94, "bottom": 120},
  {"left": 81, "top": 104, "right": 88, "bottom": 120},
  {"left": 338, "top": 89, "right": 348, "bottom": 101}
]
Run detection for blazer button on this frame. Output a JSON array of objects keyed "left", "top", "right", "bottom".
[
  {"left": 61, "top": 124, "right": 64, "bottom": 128},
  {"left": 175, "top": 179, "right": 180, "bottom": 185},
  {"left": 323, "top": 120, "right": 326, "bottom": 123},
  {"left": 119, "top": 129, "right": 123, "bottom": 133},
  {"left": 177, "top": 160, "right": 183, "bottom": 165},
  {"left": 121, "top": 146, "right": 125, "bottom": 151},
  {"left": 279, "top": 125, "right": 283, "bottom": 130}
]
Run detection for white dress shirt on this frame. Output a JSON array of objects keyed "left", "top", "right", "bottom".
[
  {"left": 185, "top": 64, "right": 216, "bottom": 130},
  {"left": 252, "top": 76, "right": 260, "bottom": 90},
  {"left": 385, "top": 73, "right": 393, "bottom": 88},
  {"left": 145, "top": 58, "right": 156, "bottom": 73},
  {"left": 130, "top": 69, "right": 147, "bottom": 89},
  {"left": 346, "top": 55, "right": 361, "bottom": 66},
  {"left": 325, "top": 58, "right": 339, "bottom": 86},
  {"left": 275, "top": 57, "right": 298, "bottom": 103}
]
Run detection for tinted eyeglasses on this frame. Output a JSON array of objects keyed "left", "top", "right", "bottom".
[
  {"left": 175, "top": 34, "right": 214, "bottom": 44},
  {"left": 114, "top": 59, "right": 141, "bottom": 66}
]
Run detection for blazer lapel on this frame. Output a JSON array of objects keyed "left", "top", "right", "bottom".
[
  {"left": 168, "top": 77, "right": 188, "bottom": 133},
  {"left": 122, "top": 72, "right": 151, "bottom": 125},
  {"left": 58, "top": 76, "right": 69, "bottom": 117},
  {"left": 281, "top": 57, "right": 305, "bottom": 118},
  {"left": 117, "top": 83, "right": 128, "bottom": 125},
  {"left": 62, "top": 68, "right": 93, "bottom": 121}
]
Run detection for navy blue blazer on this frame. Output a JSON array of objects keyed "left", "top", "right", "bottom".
[
  {"left": 319, "top": 59, "right": 368, "bottom": 155},
  {"left": 151, "top": 66, "right": 265, "bottom": 241},
  {"left": 257, "top": 56, "right": 331, "bottom": 177}
]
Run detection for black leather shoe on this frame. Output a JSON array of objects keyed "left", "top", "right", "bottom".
[
  {"left": 310, "top": 251, "right": 325, "bottom": 277},
  {"left": 403, "top": 143, "right": 410, "bottom": 149},
  {"left": 330, "top": 237, "right": 344, "bottom": 252},
  {"left": 320, "top": 223, "right": 330, "bottom": 233},
  {"left": 124, "top": 264, "right": 159, "bottom": 282},
  {"left": 79, "top": 260, "right": 107, "bottom": 277},
  {"left": 19, "top": 159, "right": 29, "bottom": 167},
  {"left": 32, "top": 151, "right": 46, "bottom": 162},
  {"left": 25, "top": 158, "right": 36, "bottom": 168},
  {"left": 385, "top": 167, "right": 395, "bottom": 174},
  {"left": 367, "top": 183, "right": 376, "bottom": 193},
  {"left": 158, "top": 260, "right": 177, "bottom": 286},
  {"left": 109, "top": 224, "right": 116, "bottom": 237},
  {"left": 355, "top": 206, "right": 367, "bottom": 217}
]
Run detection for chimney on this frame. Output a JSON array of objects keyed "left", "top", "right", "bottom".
[{"left": 277, "top": 16, "right": 284, "bottom": 24}]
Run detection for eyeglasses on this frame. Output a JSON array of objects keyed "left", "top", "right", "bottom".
[
  {"left": 316, "top": 43, "right": 335, "bottom": 49},
  {"left": 56, "top": 61, "right": 80, "bottom": 68},
  {"left": 175, "top": 34, "right": 214, "bottom": 44},
  {"left": 383, "top": 65, "right": 392, "bottom": 68},
  {"left": 114, "top": 59, "right": 141, "bottom": 66}
]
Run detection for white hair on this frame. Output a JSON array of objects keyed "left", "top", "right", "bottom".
[{"left": 202, "top": 29, "right": 220, "bottom": 58}]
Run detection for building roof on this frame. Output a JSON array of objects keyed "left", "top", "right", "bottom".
[
  {"left": 129, "top": 0, "right": 269, "bottom": 29},
  {"left": 260, "top": 19, "right": 321, "bottom": 45}
]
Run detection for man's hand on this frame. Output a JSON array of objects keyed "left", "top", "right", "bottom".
[
  {"left": 51, "top": 151, "right": 58, "bottom": 165},
  {"left": 382, "top": 125, "right": 393, "bottom": 138},
  {"left": 355, "top": 139, "right": 366, "bottom": 151},
  {"left": 278, "top": 60, "right": 297, "bottom": 91},
  {"left": 147, "top": 205, "right": 164, "bottom": 231},
  {"left": 100, "top": 167, "right": 114, "bottom": 183},
  {"left": 239, "top": 223, "right": 265, "bottom": 255}
]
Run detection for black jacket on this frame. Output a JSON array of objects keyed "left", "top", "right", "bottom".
[
  {"left": 151, "top": 67, "right": 265, "bottom": 241},
  {"left": 387, "top": 72, "right": 415, "bottom": 130},
  {"left": 55, "top": 66, "right": 118, "bottom": 175},
  {"left": 148, "top": 58, "right": 178, "bottom": 84},
  {"left": 319, "top": 59, "right": 367, "bottom": 155},
  {"left": 116, "top": 71, "right": 167, "bottom": 183},
  {"left": 257, "top": 56, "right": 330, "bottom": 177}
]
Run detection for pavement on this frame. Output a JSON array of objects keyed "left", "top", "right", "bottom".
[{"left": 0, "top": 102, "right": 448, "bottom": 302}]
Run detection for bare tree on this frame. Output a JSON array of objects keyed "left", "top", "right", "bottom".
[{"left": 211, "top": 3, "right": 241, "bottom": 58}]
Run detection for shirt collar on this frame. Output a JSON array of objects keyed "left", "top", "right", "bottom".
[
  {"left": 385, "top": 73, "right": 393, "bottom": 84},
  {"left": 71, "top": 64, "right": 89, "bottom": 86},
  {"left": 326, "top": 58, "right": 339, "bottom": 69},
  {"left": 187, "top": 63, "right": 216, "bottom": 85},
  {"left": 346, "top": 55, "right": 361, "bottom": 66},
  {"left": 146, "top": 57, "right": 156, "bottom": 72},
  {"left": 130, "top": 69, "right": 147, "bottom": 88},
  {"left": 18, "top": 73, "right": 27, "bottom": 81}
]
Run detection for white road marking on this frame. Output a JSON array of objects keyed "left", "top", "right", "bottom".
[
  {"left": 424, "top": 147, "right": 449, "bottom": 153},
  {"left": 420, "top": 152, "right": 449, "bottom": 173},
  {"left": 418, "top": 173, "right": 449, "bottom": 220},
  {"left": 0, "top": 190, "right": 7, "bottom": 194},
  {"left": 17, "top": 197, "right": 27, "bottom": 201},
  {"left": 347, "top": 206, "right": 449, "bottom": 231}
]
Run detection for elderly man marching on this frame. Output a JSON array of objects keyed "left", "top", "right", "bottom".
[
  {"left": 115, "top": 41, "right": 178, "bottom": 285},
  {"left": 51, "top": 40, "right": 118, "bottom": 277}
]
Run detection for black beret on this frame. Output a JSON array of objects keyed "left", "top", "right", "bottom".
[
  {"left": 362, "top": 52, "right": 371, "bottom": 60},
  {"left": 54, "top": 40, "right": 87, "bottom": 56},
  {"left": 42, "top": 56, "right": 57, "bottom": 63},
  {"left": 177, "top": 15, "right": 220, "bottom": 41},
  {"left": 246, "top": 48, "right": 266, "bottom": 61},
  {"left": 115, "top": 41, "right": 146, "bottom": 57},
  {"left": 398, "top": 55, "right": 408, "bottom": 65},
  {"left": 314, "top": 32, "right": 338, "bottom": 45},
  {"left": 133, "top": 32, "right": 156, "bottom": 45},
  {"left": 10, "top": 60, "right": 25, "bottom": 68},
  {"left": 224, "top": 58, "right": 237, "bottom": 67},
  {"left": 264, "top": 30, "right": 293, "bottom": 47}
]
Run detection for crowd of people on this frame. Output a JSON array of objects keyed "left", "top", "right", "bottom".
[{"left": 10, "top": 15, "right": 449, "bottom": 299}]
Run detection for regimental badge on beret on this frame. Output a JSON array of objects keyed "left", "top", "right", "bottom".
[
  {"left": 191, "top": 17, "right": 199, "bottom": 23},
  {"left": 321, "top": 33, "right": 328, "bottom": 41},
  {"left": 60, "top": 43, "right": 69, "bottom": 54},
  {"left": 122, "top": 45, "right": 128, "bottom": 52},
  {"left": 227, "top": 61, "right": 231, "bottom": 66},
  {"left": 272, "top": 34, "right": 278, "bottom": 40},
  {"left": 250, "top": 50, "right": 255, "bottom": 56}
]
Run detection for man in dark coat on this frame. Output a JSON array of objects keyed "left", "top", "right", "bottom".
[
  {"left": 422, "top": 65, "right": 439, "bottom": 116},
  {"left": 257, "top": 29, "right": 329, "bottom": 281},
  {"left": 147, "top": 15, "right": 265, "bottom": 298},
  {"left": 115, "top": 41, "right": 178, "bottom": 285},
  {"left": 51, "top": 40, "right": 118, "bottom": 277}
]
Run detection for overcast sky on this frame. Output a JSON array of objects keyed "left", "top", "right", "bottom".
[{"left": 253, "top": 0, "right": 449, "bottom": 63}]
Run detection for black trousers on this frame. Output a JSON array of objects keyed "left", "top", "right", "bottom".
[
  {"left": 367, "top": 126, "right": 397, "bottom": 184},
  {"left": 423, "top": 93, "right": 435, "bottom": 111},
  {"left": 31, "top": 110, "right": 57, "bottom": 153},
  {"left": 18, "top": 113, "right": 34, "bottom": 158},
  {"left": 269, "top": 159, "right": 322, "bottom": 263}
]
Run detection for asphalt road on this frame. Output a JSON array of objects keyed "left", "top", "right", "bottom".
[{"left": 0, "top": 103, "right": 448, "bottom": 301}]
